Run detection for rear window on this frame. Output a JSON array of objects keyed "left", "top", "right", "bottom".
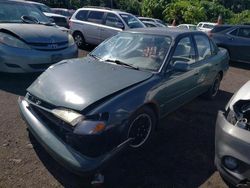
[
  {"left": 87, "top": 11, "right": 104, "bottom": 24},
  {"left": 75, "top": 10, "right": 88, "bottom": 21}
]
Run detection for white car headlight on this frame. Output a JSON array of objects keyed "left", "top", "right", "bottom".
[
  {"left": 68, "top": 34, "right": 75, "bottom": 46},
  {"left": 52, "top": 108, "right": 84, "bottom": 126},
  {"left": 0, "top": 32, "right": 30, "bottom": 49}
]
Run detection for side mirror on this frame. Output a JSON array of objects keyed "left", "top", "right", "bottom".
[{"left": 173, "top": 61, "right": 190, "bottom": 72}]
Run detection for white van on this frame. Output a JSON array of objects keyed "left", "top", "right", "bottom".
[{"left": 70, "top": 7, "right": 145, "bottom": 48}]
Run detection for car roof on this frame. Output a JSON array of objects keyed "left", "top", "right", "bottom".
[
  {"left": 198, "top": 22, "right": 217, "bottom": 25},
  {"left": 24, "top": 0, "right": 45, "bottom": 6},
  {"left": 125, "top": 27, "right": 205, "bottom": 38},
  {"left": 1, "top": 0, "right": 40, "bottom": 4},
  {"left": 77, "top": 7, "right": 129, "bottom": 14}
]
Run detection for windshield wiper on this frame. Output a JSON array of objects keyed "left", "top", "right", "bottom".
[
  {"left": 89, "top": 53, "right": 100, "bottom": 60},
  {"left": 105, "top": 59, "right": 139, "bottom": 70}
]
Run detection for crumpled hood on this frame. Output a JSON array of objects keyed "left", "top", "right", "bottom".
[
  {"left": 226, "top": 80, "right": 250, "bottom": 110},
  {"left": 27, "top": 57, "right": 153, "bottom": 111},
  {"left": 0, "top": 23, "right": 67, "bottom": 43}
]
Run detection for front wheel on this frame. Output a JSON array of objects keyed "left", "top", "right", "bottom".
[
  {"left": 127, "top": 107, "right": 156, "bottom": 149},
  {"left": 204, "top": 74, "right": 221, "bottom": 100}
]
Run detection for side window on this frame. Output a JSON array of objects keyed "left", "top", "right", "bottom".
[
  {"left": 87, "top": 11, "right": 104, "bottom": 24},
  {"left": 194, "top": 35, "right": 212, "bottom": 60},
  {"left": 75, "top": 10, "right": 88, "bottom": 21},
  {"left": 171, "top": 36, "right": 196, "bottom": 65},
  {"left": 229, "top": 28, "right": 238, "bottom": 36},
  {"left": 238, "top": 28, "right": 250, "bottom": 39},
  {"left": 105, "top": 13, "right": 124, "bottom": 28}
]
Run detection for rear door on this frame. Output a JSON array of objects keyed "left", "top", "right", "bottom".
[
  {"left": 100, "top": 13, "right": 124, "bottom": 42},
  {"left": 84, "top": 10, "right": 104, "bottom": 45},
  {"left": 192, "top": 34, "right": 218, "bottom": 92}
]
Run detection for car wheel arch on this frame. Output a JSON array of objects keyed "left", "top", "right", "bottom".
[{"left": 138, "top": 102, "right": 160, "bottom": 130}]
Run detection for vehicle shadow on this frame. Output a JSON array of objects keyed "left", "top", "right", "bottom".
[
  {"left": 0, "top": 73, "right": 40, "bottom": 96},
  {"left": 230, "top": 61, "right": 250, "bottom": 70},
  {"left": 28, "top": 89, "right": 233, "bottom": 188}
]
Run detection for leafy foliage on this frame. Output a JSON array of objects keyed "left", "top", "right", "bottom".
[
  {"left": 163, "top": 0, "right": 206, "bottom": 24},
  {"left": 35, "top": 0, "right": 250, "bottom": 24}
]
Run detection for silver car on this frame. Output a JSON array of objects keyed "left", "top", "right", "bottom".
[
  {"left": 0, "top": 0, "right": 78, "bottom": 73},
  {"left": 215, "top": 80, "right": 250, "bottom": 187},
  {"left": 70, "top": 7, "right": 145, "bottom": 48}
]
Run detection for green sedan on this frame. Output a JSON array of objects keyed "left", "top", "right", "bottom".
[{"left": 18, "top": 28, "right": 229, "bottom": 176}]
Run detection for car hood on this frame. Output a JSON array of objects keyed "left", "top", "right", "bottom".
[
  {"left": 0, "top": 24, "right": 67, "bottom": 43},
  {"left": 226, "top": 80, "right": 250, "bottom": 110},
  {"left": 27, "top": 57, "right": 153, "bottom": 112}
]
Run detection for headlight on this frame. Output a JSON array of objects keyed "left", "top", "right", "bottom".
[
  {"left": 68, "top": 34, "right": 75, "bottom": 46},
  {"left": 0, "top": 32, "right": 30, "bottom": 49},
  {"left": 226, "top": 108, "right": 237, "bottom": 125},
  {"left": 52, "top": 108, "right": 84, "bottom": 126},
  {"left": 52, "top": 108, "right": 107, "bottom": 135}
]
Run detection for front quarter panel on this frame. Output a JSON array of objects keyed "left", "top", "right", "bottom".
[{"left": 85, "top": 74, "right": 162, "bottom": 144}]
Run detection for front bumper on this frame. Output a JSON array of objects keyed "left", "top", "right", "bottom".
[
  {"left": 18, "top": 97, "right": 131, "bottom": 175},
  {"left": 215, "top": 110, "right": 250, "bottom": 187},
  {"left": 0, "top": 44, "right": 78, "bottom": 73}
]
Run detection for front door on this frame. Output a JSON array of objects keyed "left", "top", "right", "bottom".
[{"left": 157, "top": 36, "right": 200, "bottom": 116}]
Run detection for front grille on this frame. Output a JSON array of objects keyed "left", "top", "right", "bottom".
[
  {"left": 26, "top": 93, "right": 55, "bottom": 110},
  {"left": 28, "top": 41, "right": 68, "bottom": 51},
  {"left": 27, "top": 96, "right": 106, "bottom": 157}
]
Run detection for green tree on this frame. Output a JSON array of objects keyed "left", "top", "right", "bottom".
[
  {"left": 141, "top": 0, "right": 168, "bottom": 20},
  {"left": 116, "top": 0, "right": 141, "bottom": 15},
  {"left": 163, "top": 0, "right": 206, "bottom": 24},
  {"left": 200, "top": 1, "right": 233, "bottom": 23},
  {"left": 229, "top": 10, "right": 250, "bottom": 24}
]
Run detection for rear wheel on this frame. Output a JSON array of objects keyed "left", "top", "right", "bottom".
[
  {"left": 73, "top": 32, "right": 85, "bottom": 49},
  {"left": 127, "top": 107, "right": 156, "bottom": 149},
  {"left": 204, "top": 73, "right": 221, "bottom": 100}
]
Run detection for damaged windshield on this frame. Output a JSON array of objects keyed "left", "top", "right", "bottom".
[{"left": 90, "top": 32, "right": 171, "bottom": 71}]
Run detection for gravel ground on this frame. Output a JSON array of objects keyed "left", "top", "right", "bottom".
[{"left": 0, "top": 50, "right": 249, "bottom": 188}]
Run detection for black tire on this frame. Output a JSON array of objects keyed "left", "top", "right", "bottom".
[
  {"left": 73, "top": 32, "right": 85, "bottom": 49},
  {"left": 204, "top": 73, "right": 221, "bottom": 100},
  {"left": 127, "top": 107, "right": 156, "bottom": 150}
]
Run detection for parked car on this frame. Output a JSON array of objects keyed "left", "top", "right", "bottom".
[
  {"left": 43, "top": 12, "right": 69, "bottom": 28},
  {"left": 138, "top": 16, "right": 166, "bottom": 25},
  {"left": 215, "top": 80, "right": 250, "bottom": 188},
  {"left": 210, "top": 25, "right": 250, "bottom": 63},
  {"left": 19, "top": 28, "right": 229, "bottom": 175},
  {"left": 209, "top": 25, "right": 233, "bottom": 36},
  {"left": 177, "top": 24, "right": 197, "bottom": 30},
  {"left": 0, "top": 0, "right": 78, "bottom": 73},
  {"left": 197, "top": 22, "right": 217, "bottom": 33},
  {"left": 70, "top": 7, "right": 145, "bottom": 48},
  {"left": 51, "top": 8, "right": 75, "bottom": 19},
  {"left": 142, "top": 21, "right": 166, "bottom": 28},
  {"left": 27, "top": 1, "right": 69, "bottom": 28}
]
